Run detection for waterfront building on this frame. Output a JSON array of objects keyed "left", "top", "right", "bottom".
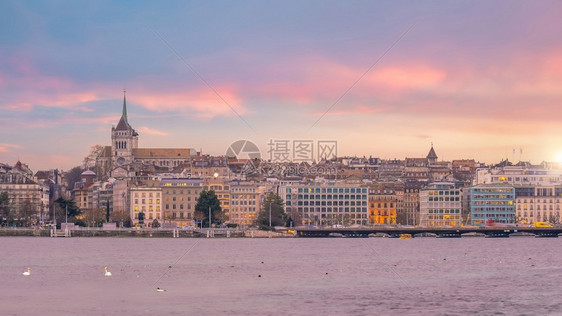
[
  {"left": 401, "top": 180, "right": 422, "bottom": 225},
  {"left": 130, "top": 184, "right": 162, "bottom": 226},
  {"left": 368, "top": 183, "right": 398, "bottom": 224},
  {"left": 419, "top": 182, "right": 462, "bottom": 227},
  {"left": 161, "top": 178, "right": 202, "bottom": 227},
  {"left": 0, "top": 163, "right": 47, "bottom": 225},
  {"left": 475, "top": 165, "right": 562, "bottom": 186},
  {"left": 514, "top": 185, "right": 562, "bottom": 225},
  {"left": 203, "top": 178, "right": 231, "bottom": 223},
  {"left": 470, "top": 184, "right": 515, "bottom": 226},
  {"left": 229, "top": 181, "right": 265, "bottom": 227},
  {"left": 282, "top": 182, "right": 369, "bottom": 226},
  {"left": 111, "top": 180, "right": 129, "bottom": 223}
]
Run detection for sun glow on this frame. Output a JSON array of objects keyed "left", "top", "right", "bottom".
[{"left": 555, "top": 151, "right": 562, "bottom": 165}]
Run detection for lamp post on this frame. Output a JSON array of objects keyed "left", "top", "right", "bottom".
[
  {"left": 65, "top": 204, "right": 68, "bottom": 224},
  {"left": 209, "top": 206, "right": 212, "bottom": 229},
  {"left": 269, "top": 203, "right": 272, "bottom": 228}
]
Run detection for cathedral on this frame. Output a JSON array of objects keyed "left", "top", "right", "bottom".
[{"left": 96, "top": 93, "right": 197, "bottom": 178}]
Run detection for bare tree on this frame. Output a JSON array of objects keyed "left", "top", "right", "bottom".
[{"left": 83, "top": 145, "right": 104, "bottom": 169}]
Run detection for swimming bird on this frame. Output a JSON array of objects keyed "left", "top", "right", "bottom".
[
  {"left": 22, "top": 268, "right": 30, "bottom": 276},
  {"left": 104, "top": 267, "right": 112, "bottom": 277},
  {"left": 156, "top": 287, "right": 166, "bottom": 292}
]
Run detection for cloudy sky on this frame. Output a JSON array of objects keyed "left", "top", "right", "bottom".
[{"left": 1, "top": 1, "right": 562, "bottom": 171}]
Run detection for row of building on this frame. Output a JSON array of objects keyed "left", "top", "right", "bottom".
[
  {"left": 4, "top": 158, "right": 561, "bottom": 228},
  {"left": 2, "top": 94, "right": 562, "bottom": 228}
]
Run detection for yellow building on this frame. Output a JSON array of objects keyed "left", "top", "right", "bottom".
[
  {"left": 130, "top": 186, "right": 162, "bottom": 226},
  {"left": 368, "top": 184, "right": 397, "bottom": 225},
  {"left": 161, "top": 178, "right": 202, "bottom": 227},
  {"left": 203, "top": 178, "right": 230, "bottom": 223},
  {"left": 229, "top": 181, "right": 264, "bottom": 227}
]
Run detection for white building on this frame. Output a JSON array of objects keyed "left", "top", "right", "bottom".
[
  {"left": 419, "top": 182, "right": 462, "bottom": 227},
  {"left": 280, "top": 181, "right": 369, "bottom": 226},
  {"left": 130, "top": 186, "right": 162, "bottom": 226},
  {"left": 515, "top": 185, "right": 562, "bottom": 225},
  {"left": 475, "top": 165, "right": 562, "bottom": 186}
]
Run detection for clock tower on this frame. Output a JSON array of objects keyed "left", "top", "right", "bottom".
[{"left": 111, "top": 91, "right": 138, "bottom": 168}]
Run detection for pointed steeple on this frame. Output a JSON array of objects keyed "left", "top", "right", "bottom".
[
  {"left": 122, "top": 89, "right": 129, "bottom": 126},
  {"left": 427, "top": 142, "right": 438, "bottom": 163},
  {"left": 115, "top": 90, "right": 130, "bottom": 131}
]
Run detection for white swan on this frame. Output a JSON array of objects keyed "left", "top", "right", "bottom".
[
  {"left": 104, "top": 267, "right": 112, "bottom": 277},
  {"left": 22, "top": 268, "right": 31, "bottom": 276}
]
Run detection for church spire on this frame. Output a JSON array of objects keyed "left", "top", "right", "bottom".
[
  {"left": 122, "top": 89, "right": 129, "bottom": 126},
  {"left": 115, "top": 90, "right": 131, "bottom": 131}
]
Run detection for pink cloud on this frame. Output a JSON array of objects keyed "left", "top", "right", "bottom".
[
  {"left": 133, "top": 88, "right": 246, "bottom": 119},
  {"left": 309, "top": 105, "right": 391, "bottom": 116},
  {"left": 244, "top": 55, "right": 446, "bottom": 106},
  {"left": 0, "top": 143, "right": 22, "bottom": 153},
  {"left": 137, "top": 126, "right": 169, "bottom": 136}
]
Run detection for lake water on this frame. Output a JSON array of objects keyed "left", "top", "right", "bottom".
[{"left": 1, "top": 236, "right": 561, "bottom": 315}]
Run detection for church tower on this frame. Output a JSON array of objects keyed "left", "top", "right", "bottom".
[
  {"left": 427, "top": 143, "right": 438, "bottom": 164},
  {"left": 111, "top": 91, "right": 139, "bottom": 168}
]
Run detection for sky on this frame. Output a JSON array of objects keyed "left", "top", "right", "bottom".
[{"left": 1, "top": 0, "right": 562, "bottom": 171}]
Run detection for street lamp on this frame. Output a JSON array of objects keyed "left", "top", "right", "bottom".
[
  {"left": 269, "top": 203, "right": 272, "bottom": 228},
  {"left": 209, "top": 206, "right": 212, "bottom": 229}
]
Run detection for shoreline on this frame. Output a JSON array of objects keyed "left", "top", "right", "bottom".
[{"left": 0, "top": 228, "right": 294, "bottom": 238}]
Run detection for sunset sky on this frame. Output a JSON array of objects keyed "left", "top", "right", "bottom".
[{"left": 1, "top": 1, "right": 562, "bottom": 171}]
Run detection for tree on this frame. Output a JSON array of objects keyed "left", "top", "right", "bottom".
[
  {"left": 83, "top": 145, "right": 104, "bottom": 169},
  {"left": 194, "top": 190, "right": 223, "bottom": 227},
  {"left": 548, "top": 214, "right": 560, "bottom": 225},
  {"left": 64, "top": 166, "right": 85, "bottom": 191},
  {"left": 285, "top": 207, "right": 302, "bottom": 227},
  {"left": 0, "top": 191, "right": 12, "bottom": 226},
  {"left": 257, "top": 193, "right": 286, "bottom": 229},
  {"left": 54, "top": 197, "right": 81, "bottom": 221},
  {"left": 110, "top": 208, "right": 130, "bottom": 227},
  {"left": 83, "top": 208, "right": 106, "bottom": 227},
  {"left": 18, "top": 199, "right": 36, "bottom": 227}
]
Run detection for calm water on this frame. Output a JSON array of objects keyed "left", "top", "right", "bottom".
[{"left": 1, "top": 236, "right": 561, "bottom": 315}]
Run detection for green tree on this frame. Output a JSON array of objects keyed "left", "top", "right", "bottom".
[
  {"left": 194, "top": 190, "right": 222, "bottom": 227},
  {"left": 0, "top": 191, "right": 13, "bottom": 226},
  {"left": 54, "top": 197, "right": 81, "bottom": 221},
  {"left": 18, "top": 199, "right": 36, "bottom": 227},
  {"left": 257, "top": 193, "right": 286, "bottom": 229}
]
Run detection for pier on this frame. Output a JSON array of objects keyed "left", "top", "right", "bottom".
[{"left": 294, "top": 226, "right": 562, "bottom": 238}]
